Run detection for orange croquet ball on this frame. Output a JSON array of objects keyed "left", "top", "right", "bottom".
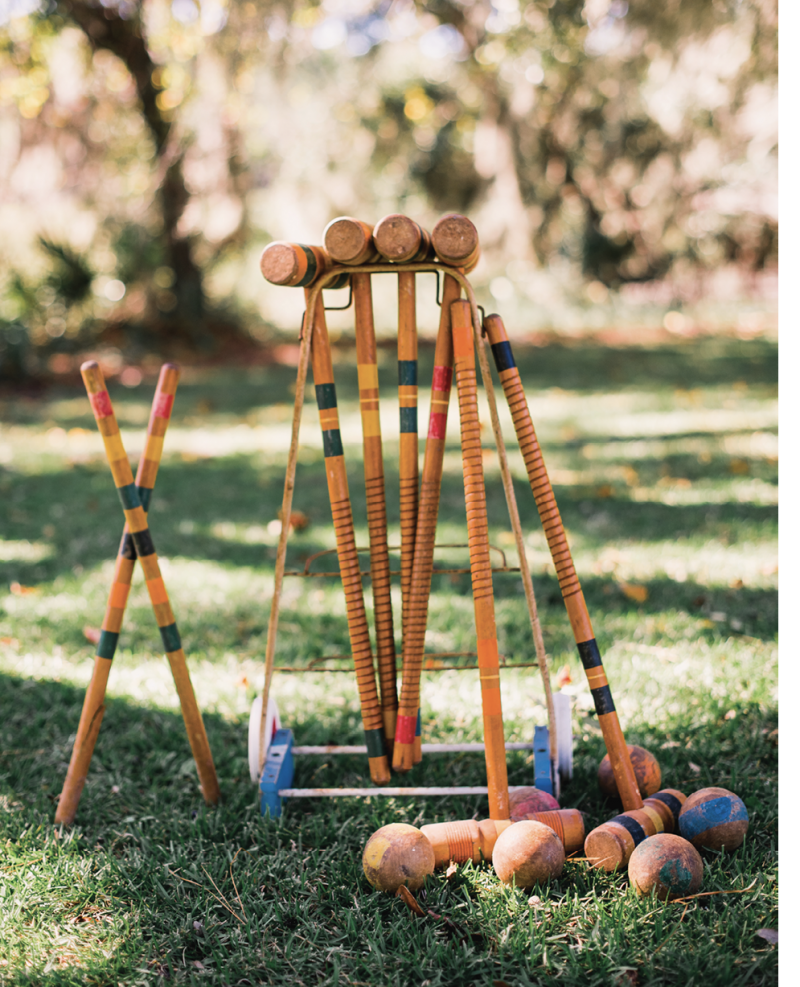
[
  {"left": 492, "top": 821, "right": 565, "bottom": 889},
  {"left": 678, "top": 787, "right": 749, "bottom": 852},
  {"left": 509, "top": 786, "right": 560, "bottom": 820},
  {"left": 598, "top": 745, "right": 662, "bottom": 799},
  {"left": 628, "top": 833, "right": 703, "bottom": 901},
  {"left": 362, "top": 823, "right": 435, "bottom": 893}
]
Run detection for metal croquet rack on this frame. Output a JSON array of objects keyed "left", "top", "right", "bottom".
[{"left": 253, "top": 214, "right": 646, "bottom": 821}]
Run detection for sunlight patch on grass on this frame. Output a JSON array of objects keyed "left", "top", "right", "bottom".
[{"left": 0, "top": 539, "right": 53, "bottom": 562}]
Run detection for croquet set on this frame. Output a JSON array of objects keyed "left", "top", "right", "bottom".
[{"left": 55, "top": 213, "right": 750, "bottom": 902}]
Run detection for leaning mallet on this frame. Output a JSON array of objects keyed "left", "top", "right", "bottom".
[
  {"left": 484, "top": 313, "right": 643, "bottom": 812},
  {"left": 76, "top": 361, "right": 219, "bottom": 806},
  {"left": 450, "top": 298, "right": 509, "bottom": 820},
  {"left": 56, "top": 364, "right": 181, "bottom": 825}
]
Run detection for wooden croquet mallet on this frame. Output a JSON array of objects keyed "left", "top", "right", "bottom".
[
  {"left": 483, "top": 313, "right": 642, "bottom": 811},
  {"left": 305, "top": 287, "right": 391, "bottom": 785},
  {"left": 450, "top": 298, "right": 509, "bottom": 820},
  {"left": 69, "top": 362, "right": 219, "bottom": 810},
  {"left": 421, "top": 809, "right": 585, "bottom": 867},
  {"left": 56, "top": 364, "right": 181, "bottom": 825},
  {"left": 392, "top": 272, "right": 461, "bottom": 773}
]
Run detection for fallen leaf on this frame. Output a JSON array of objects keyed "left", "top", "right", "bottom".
[
  {"left": 756, "top": 928, "right": 778, "bottom": 945},
  {"left": 191, "top": 960, "right": 204, "bottom": 969},
  {"left": 445, "top": 861, "right": 458, "bottom": 880},
  {"left": 396, "top": 885, "right": 425, "bottom": 916},
  {"left": 619, "top": 581, "right": 649, "bottom": 603},
  {"left": 596, "top": 484, "right": 615, "bottom": 498},
  {"left": 83, "top": 626, "right": 102, "bottom": 645},
  {"left": 724, "top": 710, "right": 737, "bottom": 720},
  {"left": 10, "top": 582, "right": 39, "bottom": 596},
  {"left": 688, "top": 762, "right": 702, "bottom": 774}
]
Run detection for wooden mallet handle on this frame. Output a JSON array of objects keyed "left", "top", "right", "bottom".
[
  {"left": 585, "top": 789, "right": 687, "bottom": 872},
  {"left": 451, "top": 299, "right": 508, "bottom": 820},
  {"left": 392, "top": 274, "right": 461, "bottom": 773},
  {"left": 305, "top": 290, "right": 391, "bottom": 785},
  {"left": 484, "top": 313, "right": 643, "bottom": 812}
]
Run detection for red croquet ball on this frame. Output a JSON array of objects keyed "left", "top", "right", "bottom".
[
  {"left": 628, "top": 833, "right": 703, "bottom": 900},
  {"left": 598, "top": 745, "right": 662, "bottom": 799},
  {"left": 509, "top": 786, "right": 560, "bottom": 820},
  {"left": 492, "top": 820, "right": 565, "bottom": 889}
]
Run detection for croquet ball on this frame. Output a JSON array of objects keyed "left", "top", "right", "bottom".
[
  {"left": 598, "top": 745, "right": 661, "bottom": 799},
  {"left": 509, "top": 786, "right": 560, "bottom": 820},
  {"left": 628, "top": 833, "right": 703, "bottom": 900},
  {"left": 362, "top": 824, "right": 435, "bottom": 893},
  {"left": 492, "top": 820, "right": 565, "bottom": 889},
  {"left": 679, "top": 787, "right": 749, "bottom": 852}
]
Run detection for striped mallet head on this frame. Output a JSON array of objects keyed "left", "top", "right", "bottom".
[
  {"left": 585, "top": 789, "right": 687, "bottom": 872},
  {"left": 373, "top": 214, "right": 434, "bottom": 263},
  {"left": 323, "top": 217, "right": 380, "bottom": 266},
  {"left": 260, "top": 240, "right": 349, "bottom": 290},
  {"left": 421, "top": 810, "right": 585, "bottom": 869},
  {"left": 431, "top": 214, "right": 481, "bottom": 272}
]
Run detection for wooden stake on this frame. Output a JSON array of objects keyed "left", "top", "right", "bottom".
[
  {"left": 352, "top": 271, "right": 399, "bottom": 751},
  {"left": 393, "top": 274, "right": 461, "bottom": 772},
  {"left": 76, "top": 362, "right": 220, "bottom": 808},
  {"left": 306, "top": 289, "right": 391, "bottom": 785},
  {"left": 56, "top": 365, "right": 179, "bottom": 825},
  {"left": 483, "top": 314, "right": 643, "bottom": 812}
]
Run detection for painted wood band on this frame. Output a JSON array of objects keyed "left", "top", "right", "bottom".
[
  {"left": 353, "top": 273, "right": 399, "bottom": 747},
  {"left": 393, "top": 273, "right": 461, "bottom": 773},
  {"left": 77, "top": 361, "right": 220, "bottom": 807},
  {"left": 305, "top": 292, "right": 391, "bottom": 785},
  {"left": 451, "top": 299, "right": 509, "bottom": 821},
  {"left": 484, "top": 315, "right": 643, "bottom": 813}
]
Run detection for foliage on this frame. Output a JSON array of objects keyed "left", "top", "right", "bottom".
[{"left": 0, "top": 0, "right": 778, "bottom": 378}]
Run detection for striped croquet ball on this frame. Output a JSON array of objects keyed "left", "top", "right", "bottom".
[
  {"left": 509, "top": 786, "right": 560, "bottom": 820},
  {"left": 492, "top": 820, "right": 565, "bottom": 889},
  {"left": 362, "top": 823, "right": 435, "bottom": 893},
  {"left": 598, "top": 745, "right": 662, "bottom": 799},
  {"left": 628, "top": 833, "right": 703, "bottom": 901},
  {"left": 679, "top": 787, "right": 749, "bottom": 852}
]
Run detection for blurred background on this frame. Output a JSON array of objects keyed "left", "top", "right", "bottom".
[{"left": 0, "top": 0, "right": 777, "bottom": 382}]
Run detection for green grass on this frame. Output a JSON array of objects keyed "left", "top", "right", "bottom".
[{"left": 0, "top": 327, "right": 778, "bottom": 985}]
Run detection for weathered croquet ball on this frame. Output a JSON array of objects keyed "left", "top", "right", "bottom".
[
  {"left": 598, "top": 745, "right": 662, "bottom": 800},
  {"left": 509, "top": 786, "right": 560, "bottom": 820},
  {"left": 492, "top": 820, "right": 565, "bottom": 889},
  {"left": 362, "top": 824, "right": 435, "bottom": 893},
  {"left": 628, "top": 833, "right": 703, "bottom": 900},
  {"left": 679, "top": 787, "right": 749, "bottom": 852}
]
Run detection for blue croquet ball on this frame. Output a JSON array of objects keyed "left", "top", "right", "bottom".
[{"left": 679, "top": 786, "right": 749, "bottom": 852}]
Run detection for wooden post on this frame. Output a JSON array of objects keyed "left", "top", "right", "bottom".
[
  {"left": 56, "top": 365, "right": 179, "bottom": 825},
  {"left": 483, "top": 314, "right": 643, "bottom": 812},
  {"left": 77, "top": 362, "right": 220, "bottom": 808}
]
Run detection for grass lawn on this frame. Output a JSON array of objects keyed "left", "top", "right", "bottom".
[{"left": 0, "top": 323, "right": 778, "bottom": 985}]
